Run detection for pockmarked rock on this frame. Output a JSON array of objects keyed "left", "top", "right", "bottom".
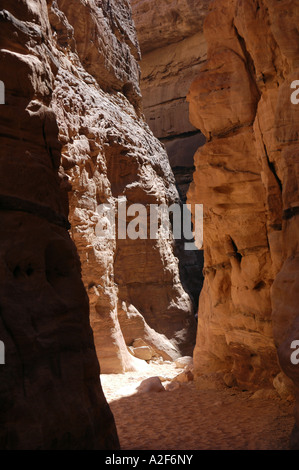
[
  {"left": 49, "top": 0, "right": 197, "bottom": 374},
  {"left": 187, "top": 0, "right": 299, "bottom": 448}
]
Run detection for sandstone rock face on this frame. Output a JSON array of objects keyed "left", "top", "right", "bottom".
[
  {"left": 131, "top": 0, "right": 209, "bottom": 310},
  {"left": 0, "top": 0, "right": 119, "bottom": 449},
  {"left": 48, "top": 0, "right": 196, "bottom": 374},
  {"left": 131, "top": 0, "right": 209, "bottom": 190},
  {"left": 0, "top": 0, "right": 197, "bottom": 449},
  {"left": 187, "top": 0, "right": 299, "bottom": 445},
  {"left": 1, "top": 0, "right": 197, "bottom": 382}
]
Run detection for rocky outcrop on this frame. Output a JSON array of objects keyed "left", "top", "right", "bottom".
[
  {"left": 131, "top": 0, "right": 209, "bottom": 310},
  {"left": 0, "top": 0, "right": 119, "bottom": 449},
  {"left": 1, "top": 0, "right": 196, "bottom": 385},
  {"left": 131, "top": 0, "right": 209, "bottom": 194},
  {"left": 187, "top": 0, "right": 299, "bottom": 445},
  {"left": 0, "top": 0, "right": 198, "bottom": 449},
  {"left": 50, "top": 1, "right": 196, "bottom": 374}
]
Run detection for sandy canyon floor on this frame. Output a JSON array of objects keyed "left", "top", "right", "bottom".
[{"left": 100, "top": 361, "right": 295, "bottom": 451}]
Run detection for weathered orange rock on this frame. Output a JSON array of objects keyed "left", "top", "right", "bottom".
[
  {"left": 131, "top": 0, "right": 210, "bottom": 54},
  {"left": 50, "top": 0, "right": 197, "bottom": 374},
  {"left": 0, "top": 0, "right": 196, "bottom": 380},
  {"left": 0, "top": 0, "right": 196, "bottom": 449},
  {"left": 187, "top": 0, "right": 299, "bottom": 447},
  {"left": 131, "top": 0, "right": 208, "bottom": 312}
]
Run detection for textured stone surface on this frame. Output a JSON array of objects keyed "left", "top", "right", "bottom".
[
  {"left": 0, "top": 0, "right": 198, "bottom": 449},
  {"left": 137, "top": 376, "right": 165, "bottom": 394},
  {"left": 187, "top": 0, "right": 299, "bottom": 446},
  {"left": 131, "top": 0, "right": 210, "bottom": 54},
  {"left": 132, "top": 0, "right": 208, "bottom": 311},
  {"left": 0, "top": 0, "right": 119, "bottom": 449},
  {"left": 0, "top": 0, "right": 196, "bottom": 382},
  {"left": 54, "top": 64, "right": 196, "bottom": 372},
  {"left": 49, "top": 0, "right": 196, "bottom": 373},
  {"left": 132, "top": 0, "right": 209, "bottom": 160}
]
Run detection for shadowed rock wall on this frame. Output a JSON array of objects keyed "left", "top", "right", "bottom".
[{"left": 0, "top": 0, "right": 119, "bottom": 450}]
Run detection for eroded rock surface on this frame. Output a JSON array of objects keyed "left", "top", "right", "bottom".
[
  {"left": 0, "top": 0, "right": 199, "bottom": 449},
  {"left": 132, "top": 0, "right": 209, "bottom": 310},
  {"left": 50, "top": 1, "right": 196, "bottom": 373},
  {"left": 1, "top": 0, "right": 196, "bottom": 384},
  {"left": 0, "top": 0, "right": 119, "bottom": 449},
  {"left": 131, "top": 0, "right": 209, "bottom": 186},
  {"left": 187, "top": 0, "right": 299, "bottom": 446}
]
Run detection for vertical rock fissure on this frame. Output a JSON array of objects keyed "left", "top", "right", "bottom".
[{"left": 233, "top": 23, "right": 261, "bottom": 107}]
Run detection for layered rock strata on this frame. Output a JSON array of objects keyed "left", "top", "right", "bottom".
[{"left": 187, "top": 0, "right": 299, "bottom": 445}]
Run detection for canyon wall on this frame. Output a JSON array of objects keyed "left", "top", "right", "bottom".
[
  {"left": 0, "top": 0, "right": 197, "bottom": 448},
  {"left": 0, "top": 2, "right": 197, "bottom": 369},
  {"left": 0, "top": 0, "right": 119, "bottom": 449},
  {"left": 50, "top": 0, "right": 196, "bottom": 373},
  {"left": 131, "top": 0, "right": 209, "bottom": 310},
  {"left": 187, "top": 0, "right": 299, "bottom": 446}
]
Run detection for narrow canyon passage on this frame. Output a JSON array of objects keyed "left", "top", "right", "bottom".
[
  {"left": 1, "top": 0, "right": 299, "bottom": 452},
  {"left": 101, "top": 361, "right": 294, "bottom": 450}
]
